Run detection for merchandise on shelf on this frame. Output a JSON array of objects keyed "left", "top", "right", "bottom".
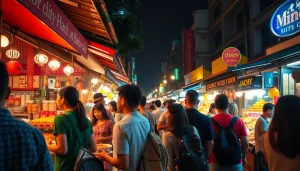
[
  {"left": 248, "top": 99, "right": 266, "bottom": 112},
  {"left": 198, "top": 102, "right": 211, "bottom": 115},
  {"left": 29, "top": 116, "right": 55, "bottom": 128}
]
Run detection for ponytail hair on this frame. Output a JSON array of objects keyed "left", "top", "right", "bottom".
[{"left": 59, "top": 86, "right": 88, "bottom": 131}]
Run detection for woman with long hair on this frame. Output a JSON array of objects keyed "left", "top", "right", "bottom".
[
  {"left": 228, "top": 103, "right": 239, "bottom": 117},
  {"left": 207, "top": 103, "right": 217, "bottom": 117},
  {"left": 262, "top": 95, "right": 300, "bottom": 171},
  {"left": 47, "top": 86, "right": 97, "bottom": 171},
  {"left": 108, "top": 101, "right": 123, "bottom": 123},
  {"left": 92, "top": 103, "right": 114, "bottom": 171},
  {"left": 162, "top": 104, "right": 203, "bottom": 171}
]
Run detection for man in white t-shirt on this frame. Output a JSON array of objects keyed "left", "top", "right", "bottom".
[
  {"left": 96, "top": 85, "right": 150, "bottom": 171},
  {"left": 254, "top": 103, "right": 274, "bottom": 171},
  {"left": 152, "top": 100, "right": 166, "bottom": 122}
]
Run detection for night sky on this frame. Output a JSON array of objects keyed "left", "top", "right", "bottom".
[{"left": 134, "top": 0, "right": 208, "bottom": 95}]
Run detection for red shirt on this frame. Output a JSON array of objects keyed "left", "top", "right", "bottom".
[{"left": 209, "top": 113, "right": 247, "bottom": 164}]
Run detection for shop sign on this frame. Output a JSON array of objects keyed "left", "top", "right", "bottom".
[
  {"left": 222, "top": 47, "right": 241, "bottom": 67},
  {"left": 206, "top": 76, "right": 237, "bottom": 90},
  {"left": 183, "top": 30, "right": 195, "bottom": 75},
  {"left": 113, "top": 54, "right": 123, "bottom": 73},
  {"left": 212, "top": 57, "right": 228, "bottom": 75},
  {"left": 17, "top": 0, "right": 88, "bottom": 57},
  {"left": 174, "top": 68, "right": 179, "bottom": 80},
  {"left": 105, "top": 67, "right": 120, "bottom": 86},
  {"left": 238, "top": 76, "right": 262, "bottom": 90},
  {"left": 264, "top": 72, "right": 274, "bottom": 88},
  {"left": 270, "top": 0, "right": 300, "bottom": 37}
]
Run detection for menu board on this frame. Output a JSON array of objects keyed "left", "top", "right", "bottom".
[{"left": 10, "top": 76, "right": 40, "bottom": 89}]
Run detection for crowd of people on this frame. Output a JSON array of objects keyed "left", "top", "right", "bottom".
[{"left": 1, "top": 60, "right": 300, "bottom": 171}]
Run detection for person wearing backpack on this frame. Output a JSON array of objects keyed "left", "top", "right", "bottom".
[
  {"left": 210, "top": 94, "right": 249, "bottom": 171},
  {"left": 95, "top": 85, "right": 150, "bottom": 171},
  {"left": 162, "top": 104, "right": 208, "bottom": 171}
]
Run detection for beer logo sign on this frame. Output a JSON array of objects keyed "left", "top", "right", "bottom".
[
  {"left": 270, "top": 0, "right": 300, "bottom": 37},
  {"left": 221, "top": 47, "right": 241, "bottom": 67}
]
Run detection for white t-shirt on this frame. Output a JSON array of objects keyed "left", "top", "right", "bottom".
[
  {"left": 113, "top": 111, "right": 150, "bottom": 171},
  {"left": 255, "top": 116, "right": 269, "bottom": 153},
  {"left": 113, "top": 112, "right": 124, "bottom": 123},
  {"left": 153, "top": 108, "right": 166, "bottom": 122}
]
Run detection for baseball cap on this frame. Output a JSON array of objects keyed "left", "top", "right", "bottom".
[{"left": 93, "top": 93, "right": 107, "bottom": 102}]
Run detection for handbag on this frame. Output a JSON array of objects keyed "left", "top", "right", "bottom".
[{"left": 62, "top": 114, "right": 104, "bottom": 171}]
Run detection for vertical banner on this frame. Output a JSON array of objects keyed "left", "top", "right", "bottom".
[
  {"left": 264, "top": 72, "right": 274, "bottom": 88},
  {"left": 183, "top": 30, "right": 194, "bottom": 75},
  {"left": 27, "top": 45, "right": 34, "bottom": 89}
]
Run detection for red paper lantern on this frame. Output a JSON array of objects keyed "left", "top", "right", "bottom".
[{"left": 6, "top": 61, "right": 22, "bottom": 75}]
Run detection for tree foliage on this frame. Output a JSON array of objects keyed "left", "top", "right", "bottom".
[{"left": 105, "top": 0, "right": 143, "bottom": 56}]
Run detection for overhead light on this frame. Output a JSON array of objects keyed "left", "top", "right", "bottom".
[
  {"left": 48, "top": 58, "right": 61, "bottom": 71},
  {"left": 34, "top": 51, "right": 48, "bottom": 66},
  {"left": 81, "top": 89, "right": 89, "bottom": 94},
  {"left": 91, "top": 78, "right": 99, "bottom": 85},
  {"left": 236, "top": 92, "right": 243, "bottom": 97},
  {"left": 1, "top": 35, "right": 9, "bottom": 47},
  {"left": 63, "top": 65, "right": 74, "bottom": 76},
  {"left": 6, "top": 48, "right": 20, "bottom": 59},
  {"left": 287, "top": 61, "right": 300, "bottom": 67}
]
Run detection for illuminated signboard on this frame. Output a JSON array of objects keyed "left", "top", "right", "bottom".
[
  {"left": 174, "top": 68, "right": 179, "bottom": 80},
  {"left": 270, "top": 0, "right": 300, "bottom": 37}
]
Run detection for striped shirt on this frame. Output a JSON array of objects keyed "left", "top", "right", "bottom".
[{"left": 0, "top": 108, "right": 53, "bottom": 171}]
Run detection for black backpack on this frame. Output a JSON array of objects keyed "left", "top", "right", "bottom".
[
  {"left": 211, "top": 117, "right": 241, "bottom": 166},
  {"left": 177, "top": 126, "right": 208, "bottom": 171}
]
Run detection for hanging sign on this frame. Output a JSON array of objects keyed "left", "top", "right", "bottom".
[
  {"left": 17, "top": 0, "right": 88, "bottom": 57},
  {"left": 270, "top": 0, "right": 300, "bottom": 37},
  {"left": 238, "top": 76, "right": 262, "bottom": 90},
  {"left": 222, "top": 47, "right": 241, "bottom": 67}
]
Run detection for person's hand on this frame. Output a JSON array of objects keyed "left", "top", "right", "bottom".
[
  {"left": 96, "top": 137, "right": 106, "bottom": 143},
  {"left": 242, "top": 158, "right": 247, "bottom": 166},
  {"left": 94, "top": 150, "right": 108, "bottom": 161}
]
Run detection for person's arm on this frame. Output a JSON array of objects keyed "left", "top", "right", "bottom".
[
  {"left": 96, "top": 124, "right": 130, "bottom": 169},
  {"left": 96, "top": 152, "right": 129, "bottom": 169},
  {"left": 47, "top": 134, "right": 68, "bottom": 155},
  {"left": 205, "top": 140, "right": 213, "bottom": 160},
  {"left": 260, "top": 118, "right": 268, "bottom": 135},
  {"left": 89, "top": 134, "right": 97, "bottom": 152},
  {"left": 240, "top": 136, "right": 249, "bottom": 165},
  {"left": 205, "top": 118, "right": 214, "bottom": 159},
  {"left": 157, "top": 121, "right": 169, "bottom": 131}
]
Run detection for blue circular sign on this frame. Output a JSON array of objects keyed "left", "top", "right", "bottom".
[{"left": 270, "top": 0, "right": 300, "bottom": 37}]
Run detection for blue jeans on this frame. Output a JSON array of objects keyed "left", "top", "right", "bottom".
[{"left": 210, "top": 163, "right": 243, "bottom": 171}]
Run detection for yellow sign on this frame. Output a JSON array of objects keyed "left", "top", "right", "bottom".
[
  {"left": 185, "top": 66, "right": 211, "bottom": 85},
  {"left": 239, "top": 77, "right": 253, "bottom": 87},
  {"left": 212, "top": 56, "right": 248, "bottom": 75}
]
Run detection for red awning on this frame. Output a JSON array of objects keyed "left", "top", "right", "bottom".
[
  {"left": 1, "top": 0, "right": 88, "bottom": 57},
  {"left": 88, "top": 41, "right": 129, "bottom": 83}
]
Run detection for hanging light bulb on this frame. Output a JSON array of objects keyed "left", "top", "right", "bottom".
[
  {"left": 103, "top": 85, "right": 111, "bottom": 93},
  {"left": 81, "top": 89, "right": 89, "bottom": 94},
  {"left": 91, "top": 78, "right": 99, "bottom": 85},
  {"left": 34, "top": 51, "right": 48, "bottom": 66},
  {"left": 1, "top": 35, "right": 9, "bottom": 47},
  {"left": 6, "top": 48, "right": 20, "bottom": 59},
  {"left": 48, "top": 58, "right": 61, "bottom": 71},
  {"left": 63, "top": 65, "right": 74, "bottom": 76},
  {"left": 236, "top": 92, "right": 243, "bottom": 97}
]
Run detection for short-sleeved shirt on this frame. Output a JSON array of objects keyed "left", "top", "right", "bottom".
[
  {"left": 140, "top": 110, "right": 157, "bottom": 130},
  {"left": 113, "top": 111, "right": 150, "bottom": 171},
  {"left": 152, "top": 108, "right": 166, "bottom": 122},
  {"left": 185, "top": 108, "right": 214, "bottom": 143},
  {"left": 53, "top": 111, "right": 93, "bottom": 171},
  {"left": 255, "top": 116, "right": 269, "bottom": 153},
  {"left": 209, "top": 113, "right": 247, "bottom": 164},
  {"left": 0, "top": 108, "right": 53, "bottom": 171},
  {"left": 93, "top": 119, "right": 114, "bottom": 144}
]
